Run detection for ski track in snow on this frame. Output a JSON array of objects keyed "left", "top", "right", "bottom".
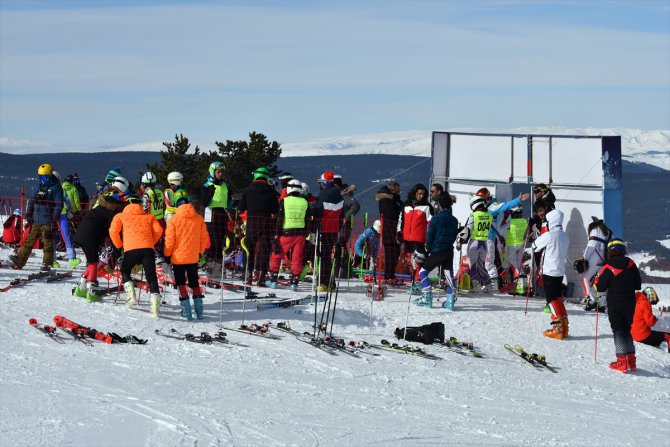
[{"left": 1, "top": 249, "right": 669, "bottom": 447}]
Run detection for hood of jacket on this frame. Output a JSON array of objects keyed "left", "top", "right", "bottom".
[
  {"left": 175, "top": 203, "right": 197, "bottom": 217},
  {"left": 122, "top": 203, "right": 145, "bottom": 216},
  {"left": 375, "top": 187, "right": 394, "bottom": 201},
  {"left": 546, "top": 209, "right": 564, "bottom": 229}
]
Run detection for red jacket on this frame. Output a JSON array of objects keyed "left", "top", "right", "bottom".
[
  {"left": 400, "top": 202, "right": 432, "bottom": 243},
  {"left": 631, "top": 291, "right": 657, "bottom": 342}
]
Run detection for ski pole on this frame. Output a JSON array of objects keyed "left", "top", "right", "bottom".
[
  {"left": 403, "top": 265, "right": 416, "bottom": 342},
  {"left": 241, "top": 237, "right": 250, "bottom": 326},
  {"left": 312, "top": 228, "right": 320, "bottom": 339},
  {"left": 594, "top": 289, "right": 600, "bottom": 363},
  {"left": 219, "top": 236, "right": 231, "bottom": 327},
  {"left": 328, "top": 265, "right": 344, "bottom": 338},
  {"left": 319, "top": 240, "right": 338, "bottom": 339}
]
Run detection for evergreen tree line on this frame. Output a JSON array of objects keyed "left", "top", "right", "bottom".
[{"left": 144, "top": 131, "right": 282, "bottom": 202}]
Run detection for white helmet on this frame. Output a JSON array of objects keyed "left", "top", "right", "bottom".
[
  {"left": 52, "top": 171, "right": 60, "bottom": 181},
  {"left": 300, "top": 182, "right": 310, "bottom": 195},
  {"left": 141, "top": 172, "right": 156, "bottom": 185},
  {"left": 373, "top": 220, "right": 381, "bottom": 233},
  {"left": 470, "top": 196, "right": 487, "bottom": 211},
  {"left": 287, "top": 179, "right": 303, "bottom": 195},
  {"left": 112, "top": 176, "right": 129, "bottom": 193},
  {"left": 167, "top": 172, "right": 183, "bottom": 186}
]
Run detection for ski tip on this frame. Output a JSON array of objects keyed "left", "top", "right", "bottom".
[{"left": 28, "top": 318, "right": 38, "bottom": 325}]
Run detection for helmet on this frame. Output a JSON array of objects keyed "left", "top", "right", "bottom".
[
  {"left": 300, "top": 182, "right": 310, "bottom": 195},
  {"left": 105, "top": 167, "right": 122, "bottom": 184},
  {"left": 372, "top": 220, "right": 381, "bottom": 233},
  {"left": 209, "top": 161, "right": 223, "bottom": 178},
  {"left": 13, "top": 208, "right": 21, "bottom": 216},
  {"left": 112, "top": 176, "right": 129, "bottom": 193},
  {"left": 533, "top": 183, "right": 549, "bottom": 195},
  {"left": 470, "top": 196, "right": 487, "bottom": 211},
  {"left": 141, "top": 172, "right": 156, "bottom": 185},
  {"left": 642, "top": 287, "right": 659, "bottom": 305},
  {"left": 607, "top": 238, "right": 626, "bottom": 255},
  {"left": 124, "top": 194, "right": 142, "bottom": 205},
  {"left": 476, "top": 187, "right": 491, "bottom": 198},
  {"left": 172, "top": 189, "right": 190, "bottom": 207},
  {"left": 318, "top": 171, "right": 334, "bottom": 185},
  {"left": 287, "top": 179, "right": 303, "bottom": 195},
  {"left": 37, "top": 163, "right": 53, "bottom": 175},
  {"left": 253, "top": 167, "right": 270, "bottom": 180},
  {"left": 572, "top": 258, "right": 589, "bottom": 274},
  {"left": 279, "top": 173, "right": 293, "bottom": 182},
  {"left": 167, "top": 172, "right": 183, "bottom": 186},
  {"left": 52, "top": 171, "right": 60, "bottom": 181}
]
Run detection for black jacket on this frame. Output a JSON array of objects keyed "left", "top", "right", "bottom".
[
  {"left": 595, "top": 255, "right": 641, "bottom": 309},
  {"left": 376, "top": 186, "right": 403, "bottom": 239},
  {"left": 73, "top": 195, "right": 123, "bottom": 249},
  {"left": 238, "top": 180, "right": 279, "bottom": 232}
]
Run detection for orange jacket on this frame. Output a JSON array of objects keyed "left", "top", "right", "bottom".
[
  {"left": 631, "top": 291, "right": 657, "bottom": 342},
  {"left": 109, "top": 204, "right": 163, "bottom": 251},
  {"left": 164, "top": 203, "right": 209, "bottom": 265}
]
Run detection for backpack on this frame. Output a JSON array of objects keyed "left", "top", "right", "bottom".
[{"left": 394, "top": 322, "right": 445, "bottom": 344}]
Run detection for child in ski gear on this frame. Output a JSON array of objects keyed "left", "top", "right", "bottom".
[
  {"left": 354, "top": 220, "right": 381, "bottom": 270},
  {"left": 505, "top": 205, "right": 528, "bottom": 280},
  {"left": 595, "top": 238, "right": 642, "bottom": 372},
  {"left": 2, "top": 209, "right": 22, "bottom": 244},
  {"left": 532, "top": 209, "right": 570, "bottom": 340},
  {"left": 72, "top": 195, "right": 124, "bottom": 302},
  {"left": 457, "top": 195, "right": 492, "bottom": 292},
  {"left": 581, "top": 219, "right": 612, "bottom": 312},
  {"left": 416, "top": 194, "right": 459, "bottom": 309},
  {"left": 109, "top": 195, "right": 164, "bottom": 313},
  {"left": 10, "top": 163, "right": 64, "bottom": 271},
  {"left": 631, "top": 287, "right": 670, "bottom": 351},
  {"left": 268, "top": 179, "right": 314, "bottom": 290},
  {"left": 376, "top": 182, "right": 403, "bottom": 282},
  {"left": 202, "top": 162, "right": 229, "bottom": 279},
  {"left": 164, "top": 192, "right": 209, "bottom": 320},
  {"left": 315, "top": 171, "right": 343, "bottom": 291},
  {"left": 52, "top": 171, "right": 81, "bottom": 270},
  {"left": 163, "top": 172, "right": 183, "bottom": 222},
  {"left": 238, "top": 167, "right": 279, "bottom": 287}
]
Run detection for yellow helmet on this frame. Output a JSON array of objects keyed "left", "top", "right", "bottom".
[{"left": 38, "top": 163, "right": 53, "bottom": 175}]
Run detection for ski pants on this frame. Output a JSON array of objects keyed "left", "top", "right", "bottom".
[
  {"left": 121, "top": 248, "right": 159, "bottom": 294},
  {"left": 17, "top": 224, "right": 54, "bottom": 268},
  {"left": 419, "top": 249, "right": 454, "bottom": 293},
  {"left": 582, "top": 253, "right": 607, "bottom": 306},
  {"left": 244, "top": 227, "right": 271, "bottom": 275},
  {"left": 318, "top": 232, "right": 338, "bottom": 287},
  {"left": 506, "top": 245, "right": 524, "bottom": 277},
  {"left": 207, "top": 210, "right": 228, "bottom": 262},
  {"left": 543, "top": 274, "right": 567, "bottom": 319},
  {"left": 466, "top": 239, "right": 489, "bottom": 286},
  {"left": 173, "top": 263, "right": 199, "bottom": 288},
  {"left": 55, "top": 214, "right": 76, "bottom": 260},
  {"left": 485, "top": 238, "right": 504, "bottom": 279},
  {"left": 79, "top": 245, "right": 99, "bottom": 281},
  {"left": 270, "top": 234, "right": 306, "bottom": 276},
  {"left": 382, "top": 239, "right": 400, "bottom": 280}
]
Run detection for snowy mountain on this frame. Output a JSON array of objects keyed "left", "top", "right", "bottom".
[
  {"left": 1, "top": 246, "right": 668, "bottom": 446},
  {"left": 2, "top": 127, "right": 669, "bottom": 171}
]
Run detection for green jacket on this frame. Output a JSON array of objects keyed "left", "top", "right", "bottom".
[{"left": 62, "top": 181, "right": 81, "bottom": 214}]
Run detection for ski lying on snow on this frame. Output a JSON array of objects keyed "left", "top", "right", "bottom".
[
  {"left": 46, "top": 271, "right": 73, "bottom": 283},
  {"left": 219, "top": 323, "right": 282, "bottom": 339},
  {"left": 435, "top": 337, "right": 484, "bottom": 358},
  {"left": 28, "top": 318, "right": 65, "bottom": 344},
  {"left": 257, "top": 295, "right": 325, "bottom": 310},
  {"left": 504, "top": 344, "right": 546, "bottom": 370},
  {"left": 513, "top": 345, "right": 557, "bottom": 373},
  {"left": 370, "top": 340, "right": 441, "bottom": 360},
  {"left": 1, "top": 271, "right": 51, "bottom": 292},
  {"left": 57, "top": 326, "right": 94, "bottom": 346},
  {"left": 170, "top": 328, "right": 248, "bottom": 347},
  {"left": 270, "top": 322, "right": 338, "bottom": 355}
]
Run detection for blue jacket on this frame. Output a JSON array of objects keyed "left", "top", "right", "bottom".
[
  {"left": 26, "top": 177, "right": 64, "bottom": 226},
  {"left": 355, "top": 227, "right": 380, "bottom": 258},
  {"left": 487, "top": 197, "right": 522, "bottom": 240},
  {"left": 426, "top": 208, "right": 459, "bottom": 253}
]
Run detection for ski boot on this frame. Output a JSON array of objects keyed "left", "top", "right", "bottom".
[
  {"left": 442, "top": 293, "right": 455, "bottom": 310},
  {"left": 256, "top": 272, "right": 267, "bottom": 288},
  {"left": 317, "top": 284, "right": 330, "bottom": 292},
  {"left": 544, "top": 304, "right": 552, "bottom": 313},
  {"left": 289, "top": 275, "right": 299, "bottom": 292},
  {"left": 193, "top": 295, "right": 204, "bottom": 320},
  {"left": 8, "top": 254, "right": 22, "bottom": 270},
  {"left": 413, "top": 290, "right": 433, "bottom": 308},
  {"left": 609, "top": 354, "right": 628, "bottom": 373},
  {"left": 626, "top": 353, "right": 637, "bottom": 372},
  {"left": 265, "top": 272, "right": 279, "bottom": 289},
  {"left": 180, "top": 298, "right": 193, "bottom": 321},
  {"left": 150, "top": 293, "right": 161, "bottom": 318},
  {"left": 51, "top": 261, "right": 60, "bottom": 269},
  {"left": 124, "top": 281, "right": 138, "bottom": 308},
  {"left": 69, "top": 258, "right": 82, "bottom": 269},
  {"left": 85, "top": 281, "right": 101, "bottom": 303},
  {"left": 543, "top": 316, "right": 568, "bottom": 340},
  {"left": 73, "top": 276, "right": 88, "bottom": 298}
]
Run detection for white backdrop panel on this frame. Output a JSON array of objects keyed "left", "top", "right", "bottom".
[
  {"left": 532, "top": 138, "right": 551, "bottom": 184},
  {"left": 550, "top": 138, "right": 603, "bottom": 186},
  {"left": 449, "top": 135, "right": 510, "bottom": 181},
  {"left": 512, "top": 137, "right": 528, "bottom": 182}
]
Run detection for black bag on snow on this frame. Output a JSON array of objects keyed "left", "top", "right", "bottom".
[{"left": 394, "top": 322, "right": 445, "bottom": 344}]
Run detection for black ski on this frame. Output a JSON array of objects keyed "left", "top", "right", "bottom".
[
  {"left": 219, "top": 323, "right": 282, "bottom": 339},
  {"left": 170, "top": 328, "right": 248, "bottom": 347},
  {"left": 436, "top": 337, "right": 484, "bottom": 358},
  {"left": 58, "top": 326, "right": 94, "bottom": 346},
  {"left": 28, "top": 318, "right": 65, "bottom": 343},
  {"left": 370, "top": 339, "right": 441, "bottom": 360},
  {"left": 1, "top": 271, "right": 51, "bottom": 292},
  {"left": 514, "top": 345, "right": 558, "bottom": 373},
  {"left": 46, "top": 271, "right": 73, "bottom": 283}
]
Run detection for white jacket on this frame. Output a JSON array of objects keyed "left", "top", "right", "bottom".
[
  {"left": 583, "top": 226, "right": 608, "bottom": 265},
  {"left": 532, "top": 210, "right": 569, "bottom": 277}
]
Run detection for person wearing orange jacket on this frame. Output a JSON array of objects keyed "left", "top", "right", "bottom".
[
  {"left": 109, "top": 195, "right": 164, "bottom": 316},
  {"left": 631, "top": 287, "right": 670, "bottom": 352},
  {"left": 164, "top": 191, "right": 210, "bottom": 320}
]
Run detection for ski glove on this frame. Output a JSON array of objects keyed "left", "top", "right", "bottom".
[{"left": 164, "top": 256, "right": 171, "bottom": 265}]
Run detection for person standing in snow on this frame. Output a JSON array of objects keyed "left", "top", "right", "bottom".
[
  {"left": 579, "top": 219, "right": 612, "bottom": 312},
  {"left": 376, "top": 181, "right": 403, "bottom": 283},
  {"left": 456, "top": 196, "right": 492, "bottom": 292},
  {"left": 334, "top": 182, "right": 360, "bottom": 278},
  {"left": 504, "top": 205, "right": 528, "bottom": 282},
  {"left": 9, "top": 163, "right": 64, "bottom": 272},
  {"left": 315, "top": 171, "right": 344, "bottom": 291},
  {"left": 52, "top": 171, "right": 82, "bottom": 270},
  {"left": 71, "top": 173, "right": 89, "bottom": 215},
  {"left": 277, "top": 173, "right": 294, "bottom": 202},
  {"left": 399, "top": 183, "right": 434, "bottom": 280},
  {"left": 163, "top": 172, "right": 184, "bottom": 222},
  {"left": 594, "top": 238, "right": 642, "bottom": 372},
  {"left": 164, "top": 191, "right": 209, "bottom": 320},
  {"left": 109, "top": 195, "right": 164, "bottom": 316},
  {"left": 202, "top": 162, "right": 230, "bottom": 280},
  {"left": 532, "top": 209, "right": 570, "bottom": 340}
]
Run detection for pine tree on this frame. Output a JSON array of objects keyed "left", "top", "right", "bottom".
[
  {"left": 214, "top": 132, "right": 282, "bottom": 195},
  {"left": 145, "top": 134, "right": 213, "bottom": 202}
]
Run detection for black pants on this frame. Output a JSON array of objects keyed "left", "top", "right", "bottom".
[
  {"left": 318, "top": 233, "right": 338, "bottom": 287},
  {"left": 121, "top": 248, "right": 159, "bottom": 293},
  {"left": 245, "top": 225, "right": 271, "bottom": 274},
  {"left": 80, "top": 244, "right": 99, "bottom": 264},
  {"left": 542, "top": 274, "right": 564, "bottom": 304},
  {"left": 173, "top": 263, "right": 199, "bottom": 288},
  {"left": 639, "top": 331, "right": 668, "bottom": 348},
  {"left": 382, "top": 240, "right": 400, "bottom": 280},
  {"left": 423, "top": 249, "right": 453, "bottom": 273},
  {"left": 207, "top": 210, "right": 228, "bottom": 262}
]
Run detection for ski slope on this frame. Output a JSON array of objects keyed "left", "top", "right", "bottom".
[{"left": 1, "top": 249, "right": 668, "bottom": 447}]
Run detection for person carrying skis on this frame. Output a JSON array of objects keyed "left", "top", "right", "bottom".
[
  {"left": 72, "top": 194, "right": 124, "bottom": 302},
  {"left": 533, "top": 209, "right": 570, "bottom": 340},
  {"left": 9, "top": 163, "right": 64, "bottom": 271},
  {"left": 456, "top": 195, "right": 493, "bottom": 292},
  {"left": 201, "top": 162, "right": 229, "bottom": 280},
  {"left": 267, "top": 179, "right": 314, "bottom": 291},
  {"left": 376, "top": 181, "right": 403, "bottom": 283},
  {"left": 354, "top": 220, "right": 381, "bottom": 270},
  {"left": 399, "top": 183, "right": 434, "bottom": 280},
  {"left": 315, "top": 171, "right": 344, "bottom": 291},
  {"left": 164, "top": 191, "right": 209, "bottom": 320},
  {"left": 415, "top": 193, "right": 459, "bottom": 308},
  {"left": 631, "top": 287, "right": 670, "bottom": 352},
  {"left": 238, "top": 167, "right": 279, "bottom": 287},
  {"left": 595, "top": 238, "right": 642, "bottom": 372},
  {"left": 163, "top": 172, "right": 184, "bottom": 222},
  {"left": 2, "top": 209, "right": 22, "bottom": 245},
  {"left": 109, "top": 195, "right": 164, "bottom": 316},
  {"left": 578, "top": 218, "right": 612, "bottom": 312}
]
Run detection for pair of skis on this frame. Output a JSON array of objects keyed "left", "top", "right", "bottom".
[
  {"left": 1, "top": 271, "right": 52, "bottom": 292},
  {"left": 29, "top": 316, "right": 148, "bottom": 346},
  {"left": 504, "top": 344, "right": 557, "bottom": 372},
  {"left": 435, "top": 337, "right": 484, "bottom": 358},
  {"left": 155, "top": 328, "right": 249, "bottom": 347},
  {"left": 372, "top": 339, "right": 442, "bottom": 360}
]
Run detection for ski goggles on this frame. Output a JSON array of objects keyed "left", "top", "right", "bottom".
[{"left": 38, "top": 174, "right": 51, "bottom": 184}]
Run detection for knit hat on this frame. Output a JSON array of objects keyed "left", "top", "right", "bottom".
[{"left": 105, "top": 167, "right": 122, "bottom": 184}]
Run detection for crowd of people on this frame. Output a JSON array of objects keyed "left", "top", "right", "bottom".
[{"left": 2, "top": 162, "right": 668, "bottom": 371}]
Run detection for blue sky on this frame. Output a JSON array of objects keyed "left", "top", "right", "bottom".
[{"left": 1, "top": 0, "right": 668, "bottom": 153}]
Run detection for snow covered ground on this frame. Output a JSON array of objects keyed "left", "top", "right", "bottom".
[{"left": 1, "top": 248, "right": 669, "bottom": 447}]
